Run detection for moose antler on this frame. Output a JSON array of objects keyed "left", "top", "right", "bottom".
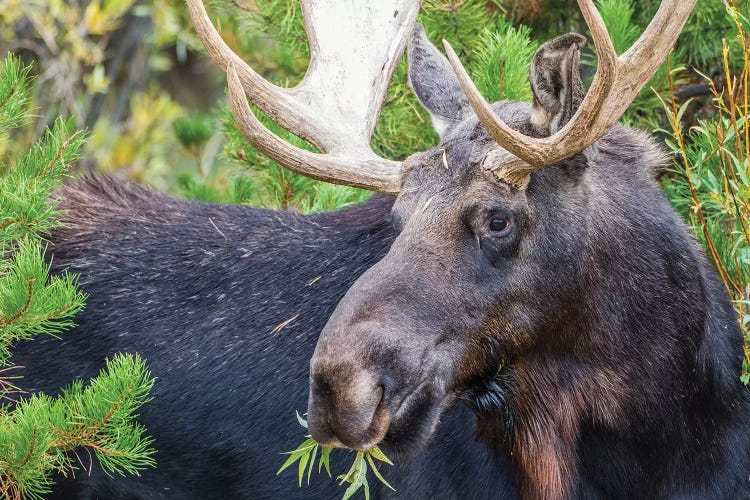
[
  {"left": 187, "top": 0, "right": 423, "bottom": 194},
  {"left": 442, "top": 0, "right": 698, "bottom": 188}
]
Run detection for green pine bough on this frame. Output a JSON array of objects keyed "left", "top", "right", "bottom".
[
  {"left": 0, "top": 54, "right": 155, "bottom": 499},
  {"left": 0, "top": 354, "right": 155, "bottom": 499},
  {"left": 278, "top": 412, "right": 395, "bottom": 500}
]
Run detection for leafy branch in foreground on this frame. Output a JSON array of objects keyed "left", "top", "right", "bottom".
[
  {"left": 278, "top": 411, "right": 395, "bottom": 500},
  {"left": 0, "top": 354, "right": 155, "bottom": 499},
  {"left": 0, "top": 53, "right": 155, "bottom": 499}
]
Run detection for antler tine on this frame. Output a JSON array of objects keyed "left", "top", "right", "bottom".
[
  {"left": 227, "top": 64, "right": 402, "bottom": 194},
  {"left": 188, "top": 0, "right": 423, "bottom": 193},
  {"left": 441, "top": 41, "right": 543, "bottom": 168},
  {"left": 443, "top": 0, "right": 698, "bottom": 188},
  {"left": 186, "top": 0, "right": 308, "bottom": 145},
  {"left": 556, "top": 0, "right": 697, "bottom": 138},
  {"left": 619, "top": 0, "right": 695, "bottom": 90}
]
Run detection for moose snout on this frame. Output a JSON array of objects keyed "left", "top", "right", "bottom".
[{"left": 307, "top": 362, "right": 392, "bottom": 450}]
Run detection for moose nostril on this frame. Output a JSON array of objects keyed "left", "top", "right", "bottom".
[{"left": 307, "top": 370, "right": 392, "bottom": 450}]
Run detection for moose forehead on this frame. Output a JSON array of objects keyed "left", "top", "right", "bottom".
[{"left": 396, "top": 101, "right": 537, "bottom": 216}]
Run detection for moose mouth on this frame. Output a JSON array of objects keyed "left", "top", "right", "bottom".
[
  {"left": 311, "top": 377, "right": 452, "bottom": 454},
  {"left": 377, "top": 380, "right": 454, "bottom": 454}
]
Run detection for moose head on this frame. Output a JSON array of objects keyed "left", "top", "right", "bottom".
[
  {"left": 188, "top": 0, "right": 702, "bottom": 497},
  {"left": 307, "top": 24, "right": 598, "bottom": 447}
]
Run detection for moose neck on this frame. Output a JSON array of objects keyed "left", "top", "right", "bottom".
[
  {"left": 472, "top": 301, "right": 611, "bottom": 499},
  {"left": 478, "top": 353, "right": 625, "bottom": 498}
]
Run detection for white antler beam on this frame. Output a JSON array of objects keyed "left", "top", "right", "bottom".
[{"left": 187, "top": 0, "right": 422, "bottom": 193}]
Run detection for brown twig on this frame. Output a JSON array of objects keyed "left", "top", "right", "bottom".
[
  {"left": 271, "top": 314, "right": 299, "bottom": 335},
  {"left": 0, "top": 279, "right": 35, "bottom": 326}
]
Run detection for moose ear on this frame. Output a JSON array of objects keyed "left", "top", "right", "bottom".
[
  {"left": 408, "top": 24, "right": 471, "bottom": 139},
  {"left": 529, "top": 33, "right": 587, "bottom": 135}
]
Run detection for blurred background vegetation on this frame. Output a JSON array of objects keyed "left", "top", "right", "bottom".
[{"left": 0, "top": 0, "right": 748, "bottom": 374}]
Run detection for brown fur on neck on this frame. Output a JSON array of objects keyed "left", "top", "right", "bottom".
[{"left": 477, "top": 356, "right": 627, "bottom": 499}]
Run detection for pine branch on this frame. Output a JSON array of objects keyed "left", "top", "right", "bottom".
[
  {"left": 0, "top": 54, "right": 32, "bottom": 137},
  {"left": 0, "top": 118, "right": 87, "bottom": 242},
  {"left": 0, "top": 354, "right": 155, "bottom": 500},
  {"left": 0, "top": 54, "right": 156, "bottom": 498},
  {"left": 0, "top": 239, "right": 86, "bottom": 366}
]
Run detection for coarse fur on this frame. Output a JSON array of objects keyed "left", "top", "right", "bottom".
[
  {"left": 11, "top": 179, "right": 518, "bottom": 498},
  {"left": 307, "top": 27, "right": 750, "bottom": 499}
]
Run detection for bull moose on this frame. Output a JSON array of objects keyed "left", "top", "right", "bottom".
[{"left": 11, "top": 0, "right": 750, "bottom": 498}]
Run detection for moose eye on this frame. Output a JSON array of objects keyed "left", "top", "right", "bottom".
[{"left": 489, "top": 215, "right": 512, "bottom": 235}]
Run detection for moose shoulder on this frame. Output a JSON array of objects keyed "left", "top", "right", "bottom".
[{"left": 13, "top": 0, "right": 749, "bottom": 498}]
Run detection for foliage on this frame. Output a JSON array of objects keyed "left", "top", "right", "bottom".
[
  {"left": 173, "top": 114, "right": 214, "bottom": 153},
  {"left": 659, "top": 4, "right": 750, "bottom": 381},
  {"left": 277, "top": 412, "right": 394, "bottom": 500},
  {"left": 86, "top": 87, "right": 188, "bottom": 186},
  {"left": 0, "top": 0, "right": 137, "bottom": 128},
  {"left": 675, "top": 0, "right": 746, "bottom": 68},
  {"left": 0, "top": 354, "right": 155, "bottom": 499},
  {"left": 469, "top": 21, "right": 538, "bottom": 102},
  {"left": 0, "top": 54, "right": 155, "bottom": 499},
  {"left": 502, "top": 0, "right": 745, "bottom": 67},
  {"left": 0, "top": 0, "right": 209, "bottom": 190}
]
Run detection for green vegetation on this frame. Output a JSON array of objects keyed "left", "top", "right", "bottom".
[
  {"left": 0, "top": 54, "right": 154, "bottom": 499},
  {"left": 278, "top": 412, "right": 395, "bottom": 500}
]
